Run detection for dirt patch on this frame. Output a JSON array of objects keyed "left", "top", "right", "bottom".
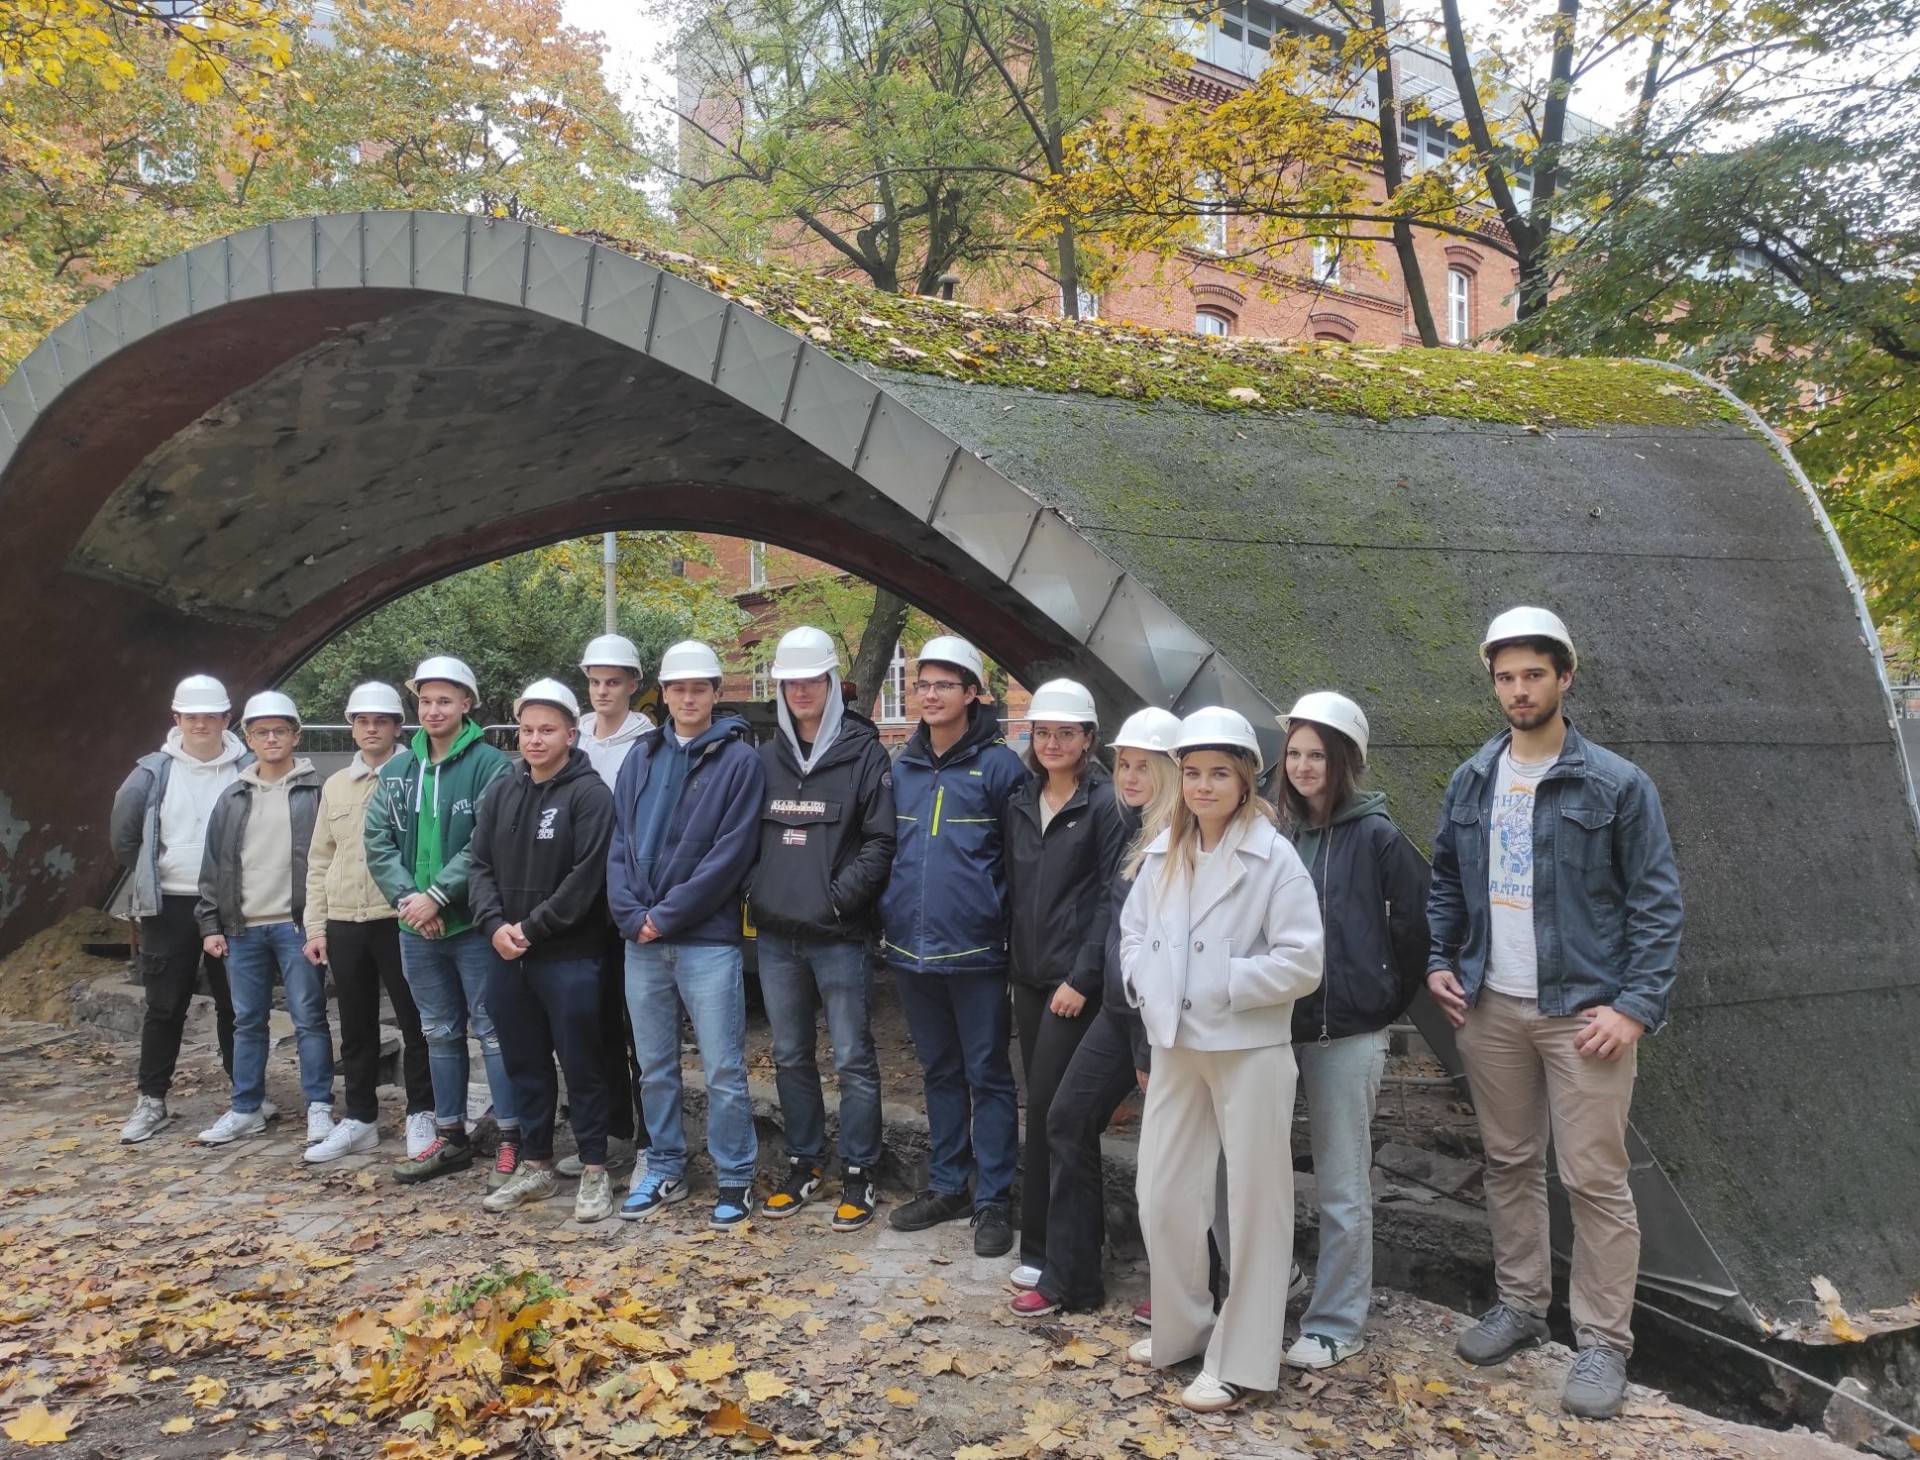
[{"left": 0, "top": 906, "right": 128, "bottom": 1022}]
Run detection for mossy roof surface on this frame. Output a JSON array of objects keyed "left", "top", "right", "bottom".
[{"left": 610, "top": 238, "right": 1741, "bottom": 431}]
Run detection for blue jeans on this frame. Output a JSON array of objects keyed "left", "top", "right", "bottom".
[
  {"left": 226, "top": 921, "right": 333, "bottom": 1113},
  {"left": 1296, "top": 1028, "right": 1389, "bottom": 1344},
  {"left": 625, "top": 941, "right": 757, "bottom": 1189},
  {"left": 891, "top": 966, "right": 1018, "bottom": 1207},
  {"left": 758, "top": 935, "right": 883, "bottom": 1169},
  {"left": 399, "top": 927, "right": 517, "bottom": 1129}
]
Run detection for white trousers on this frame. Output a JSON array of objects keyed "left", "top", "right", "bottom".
[{"left": 1137, "top": 1041, "right": 1297, "bottom": 1391}]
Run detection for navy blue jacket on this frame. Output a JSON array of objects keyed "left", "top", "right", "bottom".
[
  {"left": 1426, "top": 720, "right": 1684, "bottom": 1032},
  {"left": 607, "top": 715, "right": 766, "bottom": 945},
  {"left": 879, "top": 702, "right": 1028, "bottom": 976}
]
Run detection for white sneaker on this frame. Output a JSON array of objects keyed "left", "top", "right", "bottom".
[
  {"left": 1181, "top": 1371, "right": 1249, "bottom": 1413},
  {"left": 120, "top": 1095, "right": 172, "bottom": 1144},
  {"left": 199, "top": 1108, "right": 268, "bottom": 1146},
  {"left": 405, "top": 1111, "right": 437, "bottom": 1159},
  {"left": 304, "top": 1118, "right": 379, "bottom": 1164},
  {"left": 574, "top": 1168, "right": 615, "bottom": 1223},
  {"left": 482, "top": 1165, "right": 560, "bottom": 1213},
  {"left": 1284, "top": 1332, "right": 1365, "bottom": 1370},
  {"left": 1127, "top": 1338, "right": 1154, "bottom": 1366},
  {"left": 306, "top": 1103, "right": 336, "bottom": 1145},
  {"left": 1008, "top": 1264, "right": 1043, "bottom": 1290},
  {"left": 557, "top": 1136, "right": 637, "bottom": 1177}
]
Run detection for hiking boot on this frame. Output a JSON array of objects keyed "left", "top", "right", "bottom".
[
  {"left": 1561, "top": 1346, "right": 1629, "bottom": 1419},
  {"left": 619, "top": 1170, "right": 690, "bottom": 1221},
  {"left": 759, "top": 1158, "right": 822, "bottom": 1220},
  {"left": 1456, "top": 1302, "right": 1551, "bottom": 1366},
  {"left": 971, "top": 1202, "right": 1013, "bottom": 1258},
  {"left": 487, "top": 1135, "right": 521, "bottom": 1191},
  {"left": 121, "top": 1095, "right": 172, "bottom": 1144},
  {"left": 830, "top": 1166, "right": 878, "bottom": 1232},
  {"left": 1009, "top": 1289, "right": 1061, "bottom": 1318},
  {"left": 305, "top": 1118, "right": 379, "bottom": 1164},
  {"left": 483, "top": 1164, "right": 560, "bottom": 1213},
  {"left": 1285, "top": 1333, "right": 1365, "bottom": 1370},
  {"left": 199, "top": 1108, "right": 268, "bottom": 1146},
  {"left": 711, "top": 1186, "right": 752, "bottom": 1230},
  {"left": 405, "top": 1111, "right": 437, "bottom": 1160},
  {"left": 888, "top": 1189, "right": 972, "bottom": 1232},
  {"left": 305, "top": 1102, "right": 336, "bottom": 1146},
  {"left": 558, "top": 1136, "right": 636, "bottom": 1178},
  {"left": 1008, "top": 1264, "right": 1042, "bottom": 1291},
  {"left": 574, "top": 1168, "right": 615, "bottom": 1224},
  {"left": 392, "top": 1131, "right": 474, "bottom": 1184},
  {"left": 1181, "top": 1372, "right": 1249, "bottom": 1414}
]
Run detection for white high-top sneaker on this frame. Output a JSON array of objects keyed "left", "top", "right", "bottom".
[{"left": 305, "top": 1103, "right": 336, "bottom": 1145}]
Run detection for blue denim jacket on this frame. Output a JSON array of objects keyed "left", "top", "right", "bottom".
[{"left": 1425, "top": 721, "right": 1684, "bottom": 1032}]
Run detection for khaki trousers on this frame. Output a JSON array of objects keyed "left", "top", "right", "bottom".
[
  {"left": 1456, "top": 990, "right": 1640, "bottom": 1353},
  {"left": 1136, "top": 1042, "right": 1295, "bottom": 1390}
]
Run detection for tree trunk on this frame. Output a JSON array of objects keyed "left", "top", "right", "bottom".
[
  {"left": 1034, "top": 13, "right": 1080, "bottom": 319},
  {"left": 849, "top": 589, "right": 912, "bottom": 718},
  {"left": 1369, "top": 0, "right": 1439, "bottom": 347}
]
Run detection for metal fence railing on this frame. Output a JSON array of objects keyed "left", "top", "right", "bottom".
[
  {"left": 295, "top": 724, "right": 519, "bottom": 754},
  {"left": 1892, "top": 685, "right": 1920, "bottom": 720}
]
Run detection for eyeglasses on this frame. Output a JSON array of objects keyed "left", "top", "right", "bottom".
[
  {"left": 1030, "top": 727, "right": 1085, "bottom": 745},
  {"left": 247, "top": 726, "right": 294, "bottom": 741},
  {"left": 912, "top": 679, "right": 964, "bottom": 695}
]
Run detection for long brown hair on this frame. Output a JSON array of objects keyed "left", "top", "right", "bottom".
[
  {"left": 1023, "top": 721, "right": 1098, "bottom": 781},
  {"left": 1279, "top": 721, "right": 1363, "bottom": 831},
  {"left": 1159, "top": 747, "right": 1279, "bottom": 895}
]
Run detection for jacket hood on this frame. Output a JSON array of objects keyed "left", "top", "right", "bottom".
[
  {"left": 239, "top": 758, "right": 318, "bottom": 790},
  {"left": 579, "top": 709, "right": 652, "bottom": 749},
  {"left": 775, "top": 668, "right": 846, "bottom": 774},
  {"left": 519, "top": 745, "right": 598, "bottom": 790},
  {"left": 409, "top": 717, "right": 486, "bottom": 766},
  {"left": 162, "top": 727, "right": 247, "bottom": 769},
  {"left": 902, "top": 698, "right": 1003, "bottom": 767},
  {"left": 1329, "top": 789, "right": 1388, "bottom": 826},
  {"left": 774, "top": 701, "right": 879, "bottom": 776},
  {"left": 659, "top": 711, "right": 752, "bottom": 757}
]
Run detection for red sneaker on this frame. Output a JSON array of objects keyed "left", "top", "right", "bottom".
[
  {"left": 1132, "top": 1299, "right": 1151, "bottom": 1326},
  {"left": 1009, "top": 1289, "right": 1062, "bottom": 1317}
]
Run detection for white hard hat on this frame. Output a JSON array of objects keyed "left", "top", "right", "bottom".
[
  {"left": 241, "top": 690, "right": 301, "bottom": 728},
  {"left": 1480, "top": 606, "right": 1578, "bottom": 673},
  {"left": 579, "top": 633, "right": 643, "bottom": 672},
  {"left": 1027, "top": 678, "right": 1098, "bottom": 726},
  {"left": 1111, "top": 707, "right": 1182, "bottom": 754},
  {"left": 515, "top": 677, "right": 582, "bottom": 721},
  {"left": 344, "top": 682, "right": 405, "bottom": 718},
  {"left": 171, "top": 674, "right": 231, "bottom": 715},
  {"left": 657, "top": 639, "right": 725, "bottom": 683},
  {"left": 771, "top": 625, "right": 839, "bottom": 681},
  {"left": 916, "top": 634, "right": 985, "bottom": 685},
  {"left": 1282, "top": 692, "right": 1371, "bottom": 764},
  {"left": 1175, "top": 706, "right": 1264, "bottom": 772},
  {"left": 407, "top": 655, "right": 480, "bottom": 700}
]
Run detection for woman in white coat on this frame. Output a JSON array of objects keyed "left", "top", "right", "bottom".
[{"left": 1121, "top": 706, "right": 1324, "bottom": 1412}]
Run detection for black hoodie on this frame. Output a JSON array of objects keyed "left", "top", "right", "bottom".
[
  {"left": 468, "top": 747, "right": 615, "bottom": 962},
  {"left": 1002, "top": 763, "right": 1131, "bottom": 995},
  {"left": 748, "top": 709, "right": 898, "bottom": 939}
]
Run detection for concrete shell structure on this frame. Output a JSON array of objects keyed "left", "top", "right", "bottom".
[{"left": 1, "top": 213, "right": 1915, "bottom": 1328}]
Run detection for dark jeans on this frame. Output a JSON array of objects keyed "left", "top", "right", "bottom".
[
  {"left": 136, "top": 894, "right": 234, "bottom": 1099},
  {"left": 759, "top": 934, "right": 884, "bottom": 1169},
  {"left": 1017, "top": 988, "right": 1097, "bottom": 1268},
  {"left": 329, "top": 918, "right": 432, "bottom": 1123},
  {"left": 892, "top": 966, "right": 1018, "bottom": 1208},
  {"left": 487, "top": 955, "right": 608, "bottom": 1165},
  {"left": 1039, "top": 1006, "right": 1140, "bottom": 1306},
  {"left": 595, "top": 927, "right": 647, "bottom": 1146}
]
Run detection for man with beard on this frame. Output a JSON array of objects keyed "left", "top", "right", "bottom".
[{"left": 1424, "top": 608, "right": 1683, "bottom": 1422}]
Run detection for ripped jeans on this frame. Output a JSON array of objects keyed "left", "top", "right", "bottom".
[{"left": 399, "top": 926, "right": 518, "bottom": 1131}]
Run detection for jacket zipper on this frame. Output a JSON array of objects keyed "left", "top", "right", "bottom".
[{"left": 931, "top": 783, "right": 945, "bottom": 837}]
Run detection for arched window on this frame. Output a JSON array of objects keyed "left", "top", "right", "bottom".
[{"left": 1194, "top": 310, "right": 1232, "bottom": 337}]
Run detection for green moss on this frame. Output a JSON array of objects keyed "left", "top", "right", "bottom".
[{"left": 629, "top": 244, "right": 1740, "bottom": 430}]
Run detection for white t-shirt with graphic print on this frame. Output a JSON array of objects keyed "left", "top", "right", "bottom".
[{"left": 1485, "top": 749, "right": 1554, "bottom": 1000}]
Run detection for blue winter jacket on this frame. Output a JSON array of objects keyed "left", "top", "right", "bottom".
[
  {"left": 879, "top": 702, "right": 1028, "bottom": 976},
  {"left": 607, "top": 715, "right": 767, "bottom": 945},
  {"left": 1426, "top": 720, "right": 1684, "bottom": 1032}
]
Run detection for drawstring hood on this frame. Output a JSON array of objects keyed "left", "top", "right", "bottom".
[{"left": 776, "top": 668, "right": 846, "bottom": 775}]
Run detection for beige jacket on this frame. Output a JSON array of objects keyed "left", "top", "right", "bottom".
[{"left": 305, "top": 755, "right": 398, "bottom": 937}]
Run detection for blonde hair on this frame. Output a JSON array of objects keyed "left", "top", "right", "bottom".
[
  {"left": 1117, "top": 751, "right": 1182, "bottom": 881},
  {"left": 1159, "top": 747, "right": 1279, "bottom": 894}
]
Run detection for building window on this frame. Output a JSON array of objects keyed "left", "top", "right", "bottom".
[
  {"left": 1194, "top": 310, "right": 1232, "bottom": 338},
  {"left": 1311, "top": 237, "right": 1340, "bottom": 287},
  {"left": 748, "top": 540, "right": 767, "bottom": 589},
  {"left": 1196, "top": 173, "right": 1228, "bottom": 254},
  {"left": 880, "top": 640, "right": 908, "bottom": 722},
  {"left": 751, "top": 668, "right": 770, "bottom": 700},
  {"left": 1193, "top": 0, "right": 1289, "bottom": 79},
  {"left": 1447, "top": 269, "right": 1472, "bottom": 345},
  {"left": 1401, "top": 116, "right": 1457, "bottom": 173},
  {"left": 1061, "top": 285, "right": 1099, "bottom": 320}
]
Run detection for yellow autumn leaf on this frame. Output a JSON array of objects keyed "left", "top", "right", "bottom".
[
  {"left": 3, "top": 1404, "right": 78, "bottom": 1445},
  {"left": 829, "top": 1252, "right": 867, "bottom": 1275},
  {"left": 758, "top": 1296, "right": 810, "bottom": 1321},
  {"left": 186, "top": 1374, "right": 229, "bottom": 1407},
  {"left": 954, "top": 1447, "right": 999, "bottom": 1460},
  {"left": 743, "top": 1370, "right": 790, "bottom": 1402},
  {"left": 160, "top": 1415, "right": 194, "bottom": 1434},
  {"left": 883, "top": 1386, "right": 919, "bottom": 1408},
  {"left": 682, "top": 1342, "right": 738, "bottom": 1382}
]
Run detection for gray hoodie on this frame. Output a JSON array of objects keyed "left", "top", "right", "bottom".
[
  {"left": 578, "top": 709, "right": 655, "bottom": 790},
  {"left": 109, "top": 729, "right": 251, "bottom": 919}
]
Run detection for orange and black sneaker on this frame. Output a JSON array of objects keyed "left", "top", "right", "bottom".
[
  {"left": 759, "top": 1157, "right": 823, "bottom": 1220},
  {"left": 830, "top": 1165, "right": 878, "bottom": 1232}
]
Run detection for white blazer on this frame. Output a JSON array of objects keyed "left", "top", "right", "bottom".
[{"left": 1120, "top": 816, "right": 1324, "bottom": 1051}]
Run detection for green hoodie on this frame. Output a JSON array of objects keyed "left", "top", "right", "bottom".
[
  {"left": 1291, "top": 789, "right": 1388, "bottom": 877},
  {"left": 363, "top": 719, "right": 511, "bottom": 937}
]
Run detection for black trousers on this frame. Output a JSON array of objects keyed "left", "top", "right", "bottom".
[
  {"left": 488, "top": 955, "right": 609, "bottom": 1165},
  {"left": 136, "top": 895, "right": 234, "bottom": 1099},
  {"left": 1038, "top": 1006, "right": 1140, "bottom": 1307},
  {"left": 594, "top": 927, "right": 648, "bottom": 1147},
  {"left": 1015, "top": 982, "right": 1097, "bottom": 1270},
  {"left": 328, "top": 918, "right": 433, "bottom": 1123}
]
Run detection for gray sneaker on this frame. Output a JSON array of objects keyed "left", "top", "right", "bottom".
[
  {"left": 1561, "top": 1345, "right": 1629, "bottom": 1419},
  {"left": 482, "top": 1164, "right": 559, "bottom": 1213},
  {"left": 557, "top": 1137, "right": 637, "bottom": 1178},
  {"left": 120, "top": 1095, "right": 172, "bottom": 1144},
  {"left": 1456, "top": 1302, "right": 1551, "bottom": 1366},
  {"left": 574, "top": 1168, "right": 615, "bottom": 1224}
]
